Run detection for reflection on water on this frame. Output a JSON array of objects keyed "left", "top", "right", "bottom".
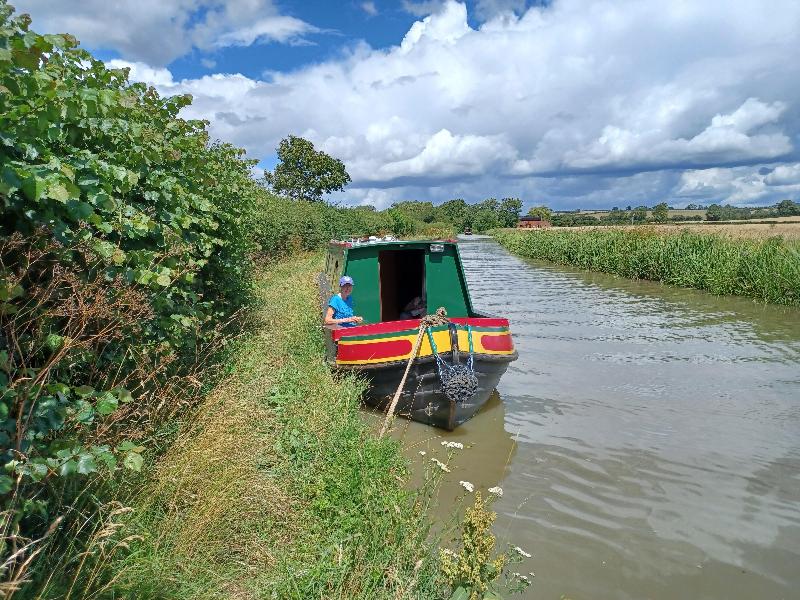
[
  {"left": 402, "top": 235, "right": 800, "bottom": 600},
  {"left": 389, "top": 391, "right": 516, "bottom": 512}
]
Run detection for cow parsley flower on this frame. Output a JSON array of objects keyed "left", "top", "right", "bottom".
[
  {"left": 459, "top": 480, "right": 474, "bottom": 492},
  {"left": 488, "top": 486, "right": 503, "bottom": 497},
  {"left": 440, "top": 441, "right": 464, "bottom": 449},
  {"left": 431, "top": 458, "right": 451, "bottom": 472},
  {"left": 514, "top": 546, "right": 532, "bottom": 558}
]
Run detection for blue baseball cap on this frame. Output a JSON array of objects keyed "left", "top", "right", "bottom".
[{"left": 339, "top": 275, "right": 354, "bottom": 286}]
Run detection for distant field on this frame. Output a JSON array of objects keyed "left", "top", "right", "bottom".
[{"left": 560, "top": 221, "right": 800, "bottom": 240}]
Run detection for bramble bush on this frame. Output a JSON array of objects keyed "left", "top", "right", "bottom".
[{"left": 0, "top": 2, "right": 265, "bottom": 586}]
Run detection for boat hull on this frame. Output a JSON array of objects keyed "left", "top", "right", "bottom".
[{"left": 335, "top": 351, "right": 516, "bottom": 430}]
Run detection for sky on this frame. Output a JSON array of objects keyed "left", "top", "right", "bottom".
[{"left": 11, "top": 0, "right": 800, "bottom": 210}]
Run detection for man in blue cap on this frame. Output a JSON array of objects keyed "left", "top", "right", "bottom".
[{"left": 324, "top": 275, "right": 363, "bottom": 327}]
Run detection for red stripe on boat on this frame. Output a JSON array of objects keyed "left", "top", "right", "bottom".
[
  {"left": 480, "top": 333, "right": 514, "bottom": 351},
  {"left": 332, "top": 317, "right": 509, "bottom": 341},
  {"left": 337, "top": 339, "right": 413, "bottom": 361}
]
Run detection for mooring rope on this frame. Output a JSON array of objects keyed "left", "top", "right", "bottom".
[{"left": 379, "top": 307, "right": 449, "bottom": 438}]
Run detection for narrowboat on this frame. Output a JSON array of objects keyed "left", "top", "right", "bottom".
[{"left": 320, "top": 238, "right": 517, "bottom": 430}]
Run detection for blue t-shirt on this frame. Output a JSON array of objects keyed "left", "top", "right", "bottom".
[{"left": 328, "top": 294, "right": 355, "bottom": 326}]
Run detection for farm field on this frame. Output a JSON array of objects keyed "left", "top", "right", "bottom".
[{"left": 560, "top": 221, "right": 800, "bottom": 240}]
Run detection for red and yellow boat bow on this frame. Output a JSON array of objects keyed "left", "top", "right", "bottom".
[{"left": 332, "top": 317, "right": 515, "bottom": 366}]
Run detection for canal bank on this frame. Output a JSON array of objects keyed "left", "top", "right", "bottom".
[
  {"left": 103, "top": 254, "right": 450, "bottom": 599},
  {"left": 404, "top": 236, "right": 800, "bottom": 600},
  {"left": 491, "top": 227, "right": 800, "bottom": 306}
]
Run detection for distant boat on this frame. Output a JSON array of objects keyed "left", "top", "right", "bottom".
[{"left": 320, "top": 238, "right": 517, "bottom": 430}]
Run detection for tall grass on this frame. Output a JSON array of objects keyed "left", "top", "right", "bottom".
[
  {"left": 84, "top": 254, "right": 447, "bottom": 599},
  {"left": 492, "top": 228, "right": 800, "bottom": 306}
]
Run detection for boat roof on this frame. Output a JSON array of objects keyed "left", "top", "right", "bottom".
[{"left": 329, "top": 237, "right": 458, "bottom": 249}]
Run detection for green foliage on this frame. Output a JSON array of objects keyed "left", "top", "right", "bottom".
[
  {"left": 265, "top": 135, "right": 351, "bottom": 202},
  {"left": 0, "top": 2, "right": 263, "bottom": 584},
  {"left": 497, "top": 198, "right": 522, "bottom": 228},
  {"left": 493, "top": 228, "right": 800, "bottom": 305},
  {"left": 439, "top": 492, "right": 506, "bottom": 600},
  {"left": 652, "top": 202, "right": 669, "bottom": 223},
  {"left": 526, "top": 205, "right": 552, "bottom": 221}
]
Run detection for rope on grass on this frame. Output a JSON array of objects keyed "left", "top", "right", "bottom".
[{"left": 378, "top": 308, "right": 449, "bottom": 438}]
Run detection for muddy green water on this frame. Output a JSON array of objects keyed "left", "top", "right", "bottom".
[{"left": 387, "top": 235, "right": 800, "bottom": 600}]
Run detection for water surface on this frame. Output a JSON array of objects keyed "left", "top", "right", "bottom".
[{"left": 392, "top": 235, "right": 800, "bottom": 600}]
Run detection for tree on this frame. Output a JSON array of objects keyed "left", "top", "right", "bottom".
[
  {"left": 498, "top": 197, "right": 523, "bottom": 227},
  {"left": 265, "top": 135, "right": 351, "bottom": 202},
  {"left": 776, "top": 199, "right": 800, "bottom": 216},
  {"left": 652, "top": 202, "right": 669, "bottom": 223},
  {"left": 706, "top": 204, "right": 723, "bottom": 221},
  {"left": 527, "top": 205, "right": 552, "bottom": 221}
]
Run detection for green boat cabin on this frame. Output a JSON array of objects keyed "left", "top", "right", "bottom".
[{"left": 324, "top": 239, "right": 475, "bottom": 324}]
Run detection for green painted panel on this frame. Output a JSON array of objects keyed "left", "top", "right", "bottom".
[
  {"left": 344, "top": 246, "right": 381, "bottom": 324},
  {"left": 425, "top": 246, "right": 471, "bottom": 317}
]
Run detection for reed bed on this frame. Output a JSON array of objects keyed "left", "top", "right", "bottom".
[{"left": 492, "top": 228, "right": 800, "bottom": 306}]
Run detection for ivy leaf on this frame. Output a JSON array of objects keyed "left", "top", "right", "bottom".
[{"left": 155, "top": 274, "right": 171, "bottom": 286}]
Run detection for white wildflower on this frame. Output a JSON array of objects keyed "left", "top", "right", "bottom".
[
  {"left": 514, "top": 546, "right": 532, "bottom": 558},
  {"left": 459, "top": 480, "right": 474, "bottom": 493},
  {"left": 418, "top": 451, "right": 426, "bottom": 456},
  {"left": 441, "top": 548, "right": 456, "bottom": 557},
  {"left": 440, "top": 441, "right": 464, "bottom": 449},
  {"left": 431, "top": 458, "right": 451, "bottom": 473},
  {"left": 488, "top": 486, "right": 503, "bottom": 497},
  {"left": 519, "top": 574, "right": 530, "bottom": 583}
]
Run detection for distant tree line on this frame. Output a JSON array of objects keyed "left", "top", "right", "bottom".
[
  {"left": 385, "top": 197, "right": 523, "bottom": 233},
  {"left": 545, "top": 199, "right": 800, "bottom": 227}
]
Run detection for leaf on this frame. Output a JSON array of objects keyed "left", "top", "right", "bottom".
[
  {"left": 115, "top": 388, "right": 133, "bottom": 403},
  {"left": 449, "top": 587, "right": 469, "bottom": 600},
  {"left": 0, "top": 474, "right": 13, "bottom": 494},
  {"left": 123, "top": 451, "right": 143, "bottom": 472},
  {"left": 74, "top": 399, "right": 94, "bottom": 424},
  {"left": 117, "top": 440, "right": 145, "bottom": 453},
  {"left": 74, "top": 385, "right": 94, "bottom": 397},
  {"left": 95, "top": 392, "right": 118, "bottom": 416},
  {"left": 44, "top": 333, "right": 64, "bottom": 351},
  {"left": 155, "top": 274, "right": 171, "bottom": 286},
  {"left": 59, "top": 459, "right": 77, "bottom": 477},
  {"left": 22, "top": 176, "right": 46, "bottom": 201},
  {"left": 76, "top": 452, "right": 98, "bottom": 475},
  {"left": 46, "top": 182, "right": 71, "bottom": 202}
]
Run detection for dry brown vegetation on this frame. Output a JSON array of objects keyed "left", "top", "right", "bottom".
[{"left": 560, "top": 221, "right": 800, "bottom": 240}]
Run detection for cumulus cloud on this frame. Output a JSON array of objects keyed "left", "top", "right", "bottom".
[
  {"left": 676, "top": 162, "right": 800, "bottom": 205},
  {"left": 12, "top": 0, "right": 320, "bottom": 65},
  {"left": 33, "top": 0, "right": 800, "bottom": 208}
]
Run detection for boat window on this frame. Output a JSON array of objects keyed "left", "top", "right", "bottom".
[{"left": 378, "top": 249, "right": 426, "bottom": 322}]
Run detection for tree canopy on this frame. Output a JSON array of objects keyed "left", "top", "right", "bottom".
[{"left": 265, "top": 135, "right": 351, "bottom": 202}]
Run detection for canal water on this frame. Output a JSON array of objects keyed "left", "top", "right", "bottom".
[{"left": 389, "top": 235, "right": 800, "bottom": 600}]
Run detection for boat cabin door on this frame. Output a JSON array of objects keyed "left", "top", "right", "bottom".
[{"left": 378, "top": 249, "right": 426, "bottom": 322}]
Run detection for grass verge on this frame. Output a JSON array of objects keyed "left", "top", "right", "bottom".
[
  {"left": 492, "top": 227, "right": 800, "bottom": 306},
  {"left": 98, "top": 253, "right": 446, "bottom": 599}
]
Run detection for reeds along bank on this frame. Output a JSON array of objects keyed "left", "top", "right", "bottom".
[{"left": 492, "top": 228, "right": 800, "bottom": 306}]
